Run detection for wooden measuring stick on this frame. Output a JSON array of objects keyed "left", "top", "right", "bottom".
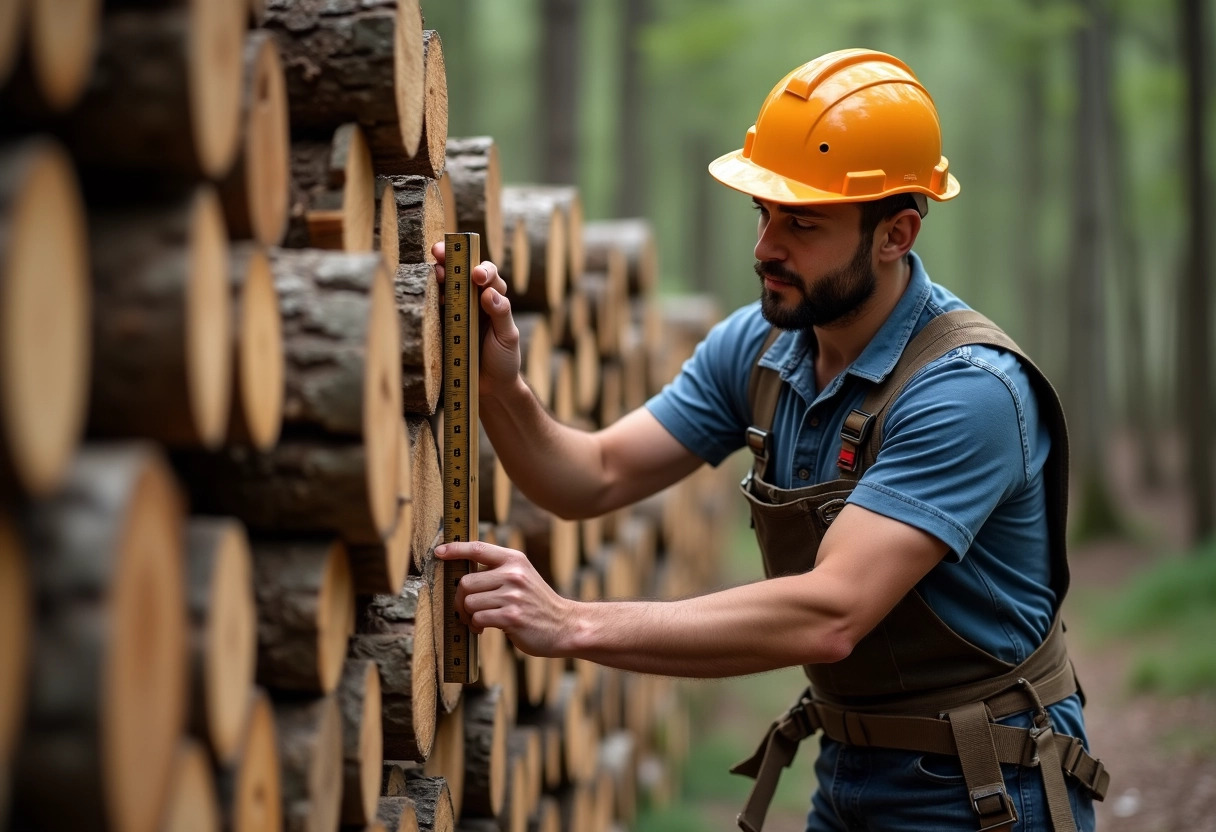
[{"left": 442, "top": 232, "right": 480, "bottom": 683}]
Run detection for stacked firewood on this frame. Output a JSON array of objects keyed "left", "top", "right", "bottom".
[{"left": 0, "top": 2, "right": 734, "bottom": 832}]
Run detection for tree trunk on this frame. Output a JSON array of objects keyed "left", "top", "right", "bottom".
[
  {"left": 395, "top": 263, "right": 443, "bottom": 415},
  {"left": 219, "top": 31, "right": 290, "bottom": 246},
  {"left": 387, "top": 30, "right": 449, "bottom": 180},
  {"left": 583, "top": 220, "right": 657, "bottom": 298},
  {"left": 378, "top": 795, "right": 420, "bottom": 832},
  {"left": 272, "top": 695, "right": 343, "bottom": 832},
  {"left": 263, "top": 0, "right": 424, "bottom": 170},
  {"left": 0, "top": 140, "right": 90, "bottom": 497},
  {"left": 423, "top": 697, "right": 466, "bottom": 819},
  {"left": 1178, "top": 0, "right": 1214, "bottom": 540},
  {"left": 16, "top": 445, "right": 188, "bottom": 832},
  {"left": 502, "top": 187, "right": 567, "bottom": 315},
  {"left": 285, "top": 124, "right": 376, "bottom": 251},
  {"left": 251, "top": 539, "right": 355, "bottom": 695},
  {"left": 539, "top": 0, "right": 580, "bottom": 184},
  {"left": 408, "top": 416, "right": 444, "bottom": 571},
  {"left": 337, "top": 659, "right": 383, "bottom": 826},
  {"left": 445, "top": 137, "right": 503, "bottom": 263},
  {"left": 215, "top": 689, "right": 283, "bottom": 832},
  {"left": 613, "top": 0, "right": 649, "bottom": 218},
  {"left": 386, "top": 176, "right": 445, "bottom": 265},
  {"left": 63, "top": 2, "right": 244, "bottom": 177},
  {"left": 403, "top": 775, "right": 455, "bottom": 832},
  {"left": 88, "top": 186, "right": 232, "bottom": 449},
  {"left": 185, "top": 517, "right": 257, "bottom": 765},
  {"left": 348, "top": 419, "right": 412, "bottom": 596},
  {"left": 227, "top": 244, "right": 285, "bottom": 452}
]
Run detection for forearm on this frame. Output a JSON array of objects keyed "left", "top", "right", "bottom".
[
  {"left": 560, "top": 575, "right": 855, "bottom": 677},
  {"left": 480, "top": 375, "right": 613, "bottom": 519}
]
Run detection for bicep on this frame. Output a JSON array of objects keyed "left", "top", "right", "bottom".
[{"left": 596, "top": 408, "right": 704, "bottom": 510}]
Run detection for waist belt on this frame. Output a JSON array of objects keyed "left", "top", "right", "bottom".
[{"left": 732, "top": 679, "right": 1109, "bottom": 832}]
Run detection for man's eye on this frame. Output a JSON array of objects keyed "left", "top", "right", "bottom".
[{"left": 792, "top": 218, "right": 817, "bottom": 230}]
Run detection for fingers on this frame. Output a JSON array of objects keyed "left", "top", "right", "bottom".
[
  {"left": 435, "top": 540, "right": 512, "bottom": 568},
  {"left": 472, "top": 260, "right": 508, "bottom": 296}
]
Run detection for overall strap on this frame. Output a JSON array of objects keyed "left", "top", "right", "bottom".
[{"left": 745, "top": 327, "right": 784, "bottom": 484}]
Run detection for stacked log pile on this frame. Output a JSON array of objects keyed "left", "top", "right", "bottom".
[{"left": 0, "top": 3, "right": 734, "bottom": 831}]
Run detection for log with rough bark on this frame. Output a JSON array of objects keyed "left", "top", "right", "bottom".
[
  {"left": 580, "top": 250, "right": 627, "bottom": 360},
  {"left": 251, "top": 539, "right": 355, "bottom": 694},
  {"left": 263, "top": 0, "right": 423, "bottom": 169},
  {"left": 348, "top": 419, "right": 412, "bottom": 595},
  {"left": 220, "top": 31, "right": 290, "bottom": 246},
  {"left": 583, "top": 219, "right": 657, "bottom": 299},
  {"left": 514, "top": 314, "right": 553, "bottom": 408},
  {"left": 508, "top": 726, "right": 543, "bottom": 820},
  {"left": 62, "top": 0, "right": 244, "bottom": 177},
  {"left": 507, "top": 489, "right": 577, "bottom": 594},
  {"left": 556, "top": 782, "right": 594, "bottom": 832},
  {"left": 423, "top": 696, "right": 465, "bottom": 819},
  {"left": 378, "top": 795, "right": 420, "bottom": 832},
  {"left": 462, "top": 685, "right": 507, "bottom": 819},
  {"left": 501, "top": 187, "right": 565, "bottom": 316},
  {"left": 226, "top": 244, "right": 284, "bottom": 451},
  {"left": 178, "top": 438, "right": 397, "bottom": 544},
  {"left": 215, "top": 689, "right": 283, "bottom": 832},
  {"left": 185, "top": 517, "right": 257, "bottom": 765},
  {"left": 351, "top": 577, "right": 436, "bottom": 761},
  {"left": 0, "top": 140, "right": 89, "bottom": 497},
  {"left": 384, "top": 176, "right": 444, "bottom": 266},
  {"left": 571, "top": 328, "right": 601, "bottom": 417},
  {"left": 404, "top": 775, "right": 454, "bottom": 832},
  {"left": 505, "top": 185, "right": 583, "bottom": 288},
  {"left": 1, "top": 0, "right": 100, "bottom": 112},
  {"left": 424, "top": 552, "right": 463, "bottom": 715},
  {"left": 15, "top": 445, "right": 187, "bottom": 832},
  {"left": 498, "top": 755, "right": 528, "bottom": 832},
  {"left": 161, "top": 738, "right": 221, "bottom": 832},
  {"left": 437, "top": 169, "right": 457, "bottom": 236},
  {"left": 273, "top": 694, "right": 343, "bottom": 832},
  {"left": 88, "top": 186, "right": 232, "bottom": 448},
  {"left": 285, "top": 124, "right": 375, "bottom": 251},
  {"left": 445, "top": 137, "right": 503, "bottom": 262},
  {"left": 338, "top": 659, "right": 383, "bottom": 827},
  {"left": 408, "top": 417, "right": 443, "bottom": 570},
  {"left": 0, "top": 512, "right": 28, "bottom": 819},
  {"left": 395, "top": 263, "right": 442, "bottom": 415},
  {"left": 500, "top": 215, "right": 530, "bottom": 297},
  {"left": 479, "top": 424, "right": 512, "bottom": 526},
  {"left": 598, "top": 732, "right": 638, "bottom": 827}
]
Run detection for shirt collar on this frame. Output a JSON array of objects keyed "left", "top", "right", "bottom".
[{"left": 755, "top": 251, "right": 933, "bottom": 389}]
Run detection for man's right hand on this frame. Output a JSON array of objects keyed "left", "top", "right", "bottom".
[{"left": 432, "top": 240, "right": 522, "bottom": 401}]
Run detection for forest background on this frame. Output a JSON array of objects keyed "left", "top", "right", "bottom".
[{"left": 422, "top": 1, "right": 1215, "bottom": 828}]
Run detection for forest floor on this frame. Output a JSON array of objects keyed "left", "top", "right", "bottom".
[{"left": 663, "top": 436, "right": 1216, "bottom": 832}]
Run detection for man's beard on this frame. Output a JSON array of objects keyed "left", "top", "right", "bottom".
[{"left": 755, "top": 236, "right": 876, "bottom": 330}]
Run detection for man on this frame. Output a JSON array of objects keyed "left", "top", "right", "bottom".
[{"left": 433, "top": 49, "right": 1108, "bottom": 831}]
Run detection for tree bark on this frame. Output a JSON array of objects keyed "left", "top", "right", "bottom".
[
  {"left": 227, "top": 244, "right": 285, "bottom": 452},
  {"left": 63, "top": 2, "right": 244, "bottom": 177},
  {"left": 403, "top": 775, "right": 455, "bottom": 832},
  {"left": 338, "top": 659, "right": 382, "bottom": 826},
  {"left": 251, "top": 539, "right": 355, "bottom": 694},
  {"left": 385, "top": 176, "right": 445, "bottom": 265},
  {"left": 395, "top": 263, "right": 443, "bottom": 415},
  {"left": 1178, "top": 0, "right": 1214, "bottom": 539},
  {"left": 423, "top": 697, "right": 466, "bottom": 819},
  {"left": 88, "top": 186, "right": 232, "bottom": 449},
  {"left": 388, "top": 30, "right": 448, "bottom": 179},
  {"left": 0, "top": 139, "right": 89, "bottom": 497},
  {"left": 445, "top": 137, "right": 503, "bottom": 263},
  {"left": 185, "top": 517, "right": 257, "bottom": 765},
  {"left": 584, "top": 220, "right": 657, "bottom": 298},
  {"left": 613, "top": 0, "right": 649, "bottom": 218},
  {"left": 539, "top": 0, "right": 580, "bottom": 185},
  {"left": 408, "top": 417, "right": 444, "bottom": 571},
  {"left": 348, "top": 419, "right": 412, "bottom": 596},
  {"left": 16, "top": 445, "right": 188, "bottom": 832},
  {"left": 219, "top": 31, "right": 290, "bottom": 246},
  {"left": 285, "top": 124, "right": 376, "bottom": 252},
  {"left": 501, "top": 187, "right": 566, "bottom": 315},
  {"left": 263, "top": 0, "right": 424, "bottom": 170},
  {"left": 378, "top": 795, "right": 420, "bottom": 832},
  {"left": 272, "top": 695, "right": 343, "bottom": 832},
  {"left": 378, "top": 176, "right": 400, "bottom": 274}
]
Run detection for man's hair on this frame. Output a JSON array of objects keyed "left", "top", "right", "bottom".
[{"left": 858, "top": 193, "right": 921, "bottom": 263}]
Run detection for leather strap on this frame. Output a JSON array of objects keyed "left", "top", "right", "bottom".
[{"left": 950, "top": 702, "right": 1018, "bottom": 830}]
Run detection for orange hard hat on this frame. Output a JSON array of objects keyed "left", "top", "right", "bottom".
[{"left": 709, "top": 49, "right": 960, "bottom": 207}]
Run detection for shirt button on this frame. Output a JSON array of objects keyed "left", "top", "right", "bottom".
[
  {"left": 798, "top": 468, "right": 810, "bottom": 480},
  {"left": 810, "top": 417, "right": 820, "bottom": 427}
]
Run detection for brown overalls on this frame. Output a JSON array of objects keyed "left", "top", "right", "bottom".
[{"left": 731, "top": 310, "right": 1109, "bottom": 832}]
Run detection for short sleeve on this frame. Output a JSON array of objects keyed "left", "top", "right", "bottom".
[{"left": 847, "top": 347, "right": 1034, "bottom": 562}]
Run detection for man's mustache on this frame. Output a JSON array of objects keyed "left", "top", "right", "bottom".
[{"left": 754, "top": 261, "right": 802, "bottom": 284}]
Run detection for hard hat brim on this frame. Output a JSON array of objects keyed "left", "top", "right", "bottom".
[{"left": 708, "top": 149, "right": 961, "bottom": 205}]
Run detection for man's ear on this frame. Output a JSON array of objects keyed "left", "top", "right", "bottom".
[{"left": 876, "top": 208, "right": 921, "bottom": 264}]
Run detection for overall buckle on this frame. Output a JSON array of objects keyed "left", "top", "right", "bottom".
[
  {"left": 971, "top": 784, "right": 1018, "bottom": 831},
  {"left": 836, "top": 409, "right": 875, "bottom": 472}
]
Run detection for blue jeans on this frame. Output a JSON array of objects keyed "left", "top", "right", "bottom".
[{"left": 805, "top": 734, "right": 1096, "bottom": 831}]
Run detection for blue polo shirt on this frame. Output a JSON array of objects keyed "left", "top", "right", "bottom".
[{"left": 645, "top": 251, "right": 1086, "bottom": 740}]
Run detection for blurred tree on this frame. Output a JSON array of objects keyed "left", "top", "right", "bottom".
[
  {"left": 540, "top": 0, "right": 581, "bottom": 183},
  {"left": 614, "top": 0, "right": 651, "bottom": 218},
  {"left": 1177, "top": 0, "right": 1214, "bottom": 541}
]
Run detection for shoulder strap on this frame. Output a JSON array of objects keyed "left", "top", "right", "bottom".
[
  {"left": 745, "top": 327, "right": 784, "bottom": 483},
  {"left": 855, "top": 309, "right": 1072, "bottom": 603}
]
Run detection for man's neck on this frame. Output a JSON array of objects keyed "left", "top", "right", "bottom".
[{"left": 813, "top": 258, "right": 912, "bottom": 391}]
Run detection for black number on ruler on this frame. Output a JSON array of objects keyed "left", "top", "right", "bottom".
[
  {"left": 454, "top": 313, "right": 461, "bottom": 321},
  {"left": 454, "top": 242, "right": 462, "bottom": 251},
  {"left": 454, "top": 335, "right": 460, "bottom": 344},
  {"left": 454, "top": 358, "right": 461, "bottom": 366},
  {"left": 454, "top": 500, "right": 461, "bottom": 509},
  {"left": 454, "top": 425, "right": 461, "bottom": 433},
  {"left": 454, "top": 448, "right": 461, "bottom": 457},
  {"left": 454, "top": 265, "right": 462, "bottom": 273}
]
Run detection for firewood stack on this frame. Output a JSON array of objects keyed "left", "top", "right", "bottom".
[{"left": 0, "top": 2, "right": 734, "bottom": 831}]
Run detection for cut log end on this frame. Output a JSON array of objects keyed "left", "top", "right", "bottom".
[
  {"left": 188, "top": 186, "right": 235, "bottom": 447},
  {"left": 186, "top": 517, "right": 256, "bottom": 765},
  {"left": 243, "top": 32, "right": 290, "bottom": 246},
  {"left": 189, "top": 0, "right": 246, "bottom": 178},
  {"left": 27, "top": 0, "right": 101, "bottom": 111},
  {"left": 366, "top": 258, "right": 405, "bottom": 534},
  {"left": 339, "top": 659, "right": 383, "bottom": 826},
  {"left": 0, "top": 0, "right": 23, "bottom": 88},
  {"left": 274, "top": 695, "right": 343, "bottom": 832},
  {"left": 0, "top": 140, "right": 89, "bottom": 496},
  {"left": 416, "top": 30, "right": 449, "bottom": 179},
  {"left": 229, "top": 245, "right": 284, "bottom": 451},
  {"left": 222, "top": 690, "right": 283, "bottom": 832},
  {"left": 340, "top": 124, "right": 377, "bottom": 253},
  {"left": 393, "top": 0, "right": 425, "bottom": 160},
  {"left": 161, "top": 739, "right": 221, "bottom": 832},
  {"left": 379, "top": 179, "right": 401, "bottom": 273}
]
